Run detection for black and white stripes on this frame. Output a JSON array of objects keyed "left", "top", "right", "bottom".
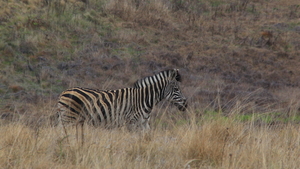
[{"left": 56, "top": 69, "right": 187, "bottom": 130}]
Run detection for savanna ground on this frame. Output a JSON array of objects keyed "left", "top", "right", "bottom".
[{"left": 0, "top": 0, "right": 300, "bottom": 168}]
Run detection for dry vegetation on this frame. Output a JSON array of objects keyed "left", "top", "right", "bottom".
[
  {"left": 1, "top": 107, "right": 299, "bottom": 169},
  {"left": 0, "top": 0, "right": 300, "bottom": 168},
  {"left": 1, "top": 110, "right": 300, "bottom": 169}
]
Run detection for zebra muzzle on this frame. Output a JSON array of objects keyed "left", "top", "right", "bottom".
[{"left": 176, "top": 101, "right": 187, "bottom": 111}]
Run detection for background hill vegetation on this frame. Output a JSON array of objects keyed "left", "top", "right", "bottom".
[{"left": 0, "top": 0, "right": 300, "bottom": 168}]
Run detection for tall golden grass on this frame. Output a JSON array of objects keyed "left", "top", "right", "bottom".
[{"left": 0, "top": 107, "right": 299, "bottom": 169}]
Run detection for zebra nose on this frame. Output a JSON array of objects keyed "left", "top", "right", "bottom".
[{"left": 178, "top": 100, "right": 187, "bottom": 111}]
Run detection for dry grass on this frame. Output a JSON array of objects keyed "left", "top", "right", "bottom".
[{"left": 0, "top": 107, "right": 299, "bottom": 169}]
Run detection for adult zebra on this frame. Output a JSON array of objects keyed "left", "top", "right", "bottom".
[{"left": 54, "top": 69, "right": 187, "bottom": 142}]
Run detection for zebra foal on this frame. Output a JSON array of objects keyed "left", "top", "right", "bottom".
[{"left": 54, "top": 69, "right": 187, "bottom": 142}]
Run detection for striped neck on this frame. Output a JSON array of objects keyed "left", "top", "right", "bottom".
[{"left": 134, "top": 71, "right": 172, "bottom": 110}]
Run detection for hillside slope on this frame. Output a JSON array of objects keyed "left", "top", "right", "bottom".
[{"left": 0, "top": 0, "right": 300, "bottom": 121}]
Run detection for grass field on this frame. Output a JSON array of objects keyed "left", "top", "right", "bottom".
[
  {"left": 0, "top": 106, "right": 300, "bottom": 169},
  {"left": 1, "top": 0, "right": 300, "bottom": 168}
]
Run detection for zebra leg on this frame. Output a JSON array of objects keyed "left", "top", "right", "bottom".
[
  {"left": 81, "top": 122, "right": 84, "bottom": 146},
  {"left": 76, "top": 122, "right": 79, "bottom": 144},
  {"left": 144, "top": 120, "right": 150, "bottom": 130},
  {"left": 141, "top": 118, "right": 152, "bottom": 141},
  {"left": 126, "top": 122, "right": 137, "bottom": 132},
  {"left": 75, "top": 122, "right": 84, "bottom": 146},
  {"left": 62, "top": 122, "right": 70, "bottom": 144},
  {"left": 141, "top": 117, "right": 151, "bottom": 131},
  {"left": 59, "top": 114, "right": 70, "bottom": 145}
]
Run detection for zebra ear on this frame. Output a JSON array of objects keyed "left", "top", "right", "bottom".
[{"left": 173, "top": 69, "right": 181, "bottom": 82}]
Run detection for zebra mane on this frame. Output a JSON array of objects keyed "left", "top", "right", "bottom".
[
  {"left": 134, "top": 69, "right": 181, "bottom": 88},
  {"left": 174, "top": 69, "right": 182, "bottom": 82}
]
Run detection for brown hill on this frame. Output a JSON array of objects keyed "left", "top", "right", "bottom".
[{"left": 0, "top": 0, "right": 300, "bottom": 121}]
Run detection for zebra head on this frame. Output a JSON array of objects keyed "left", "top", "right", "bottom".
[
  {"left": 134, "top": 69, "right": 188, "bottom": 111},
  {"left": 163, "top": 69, "right": 187, "bottom": 111}
]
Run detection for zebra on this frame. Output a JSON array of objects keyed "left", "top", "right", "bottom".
[{"left": 54, "top": 69, "right": 187, "bottom": 142}]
